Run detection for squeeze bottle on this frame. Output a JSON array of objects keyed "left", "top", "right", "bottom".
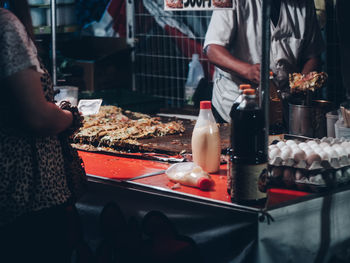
[{"left": 191, "top": 101, "right": 221, "bottom": 173}]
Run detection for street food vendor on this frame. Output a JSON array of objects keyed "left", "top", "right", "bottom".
[{"left": 204, "top": 0, "right": 325, "bottom": 123}]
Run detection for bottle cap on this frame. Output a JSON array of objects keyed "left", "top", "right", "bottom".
[
  {"left": 197, "top": 177, "right": 213, "bottom": 190},
  {"left": 239, "top": 84, "right": 251, "bottom": 90},
  {"left": 200, "top": 101, "right": 212, "bottom": 109},
  {"left": 243, "top": 89, "right": 256, "bottom": 95},
  {"left": 192, "top": 53, "right": 199, "bottom": 60}
]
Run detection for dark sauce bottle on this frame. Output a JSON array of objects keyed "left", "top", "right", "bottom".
[
  {"left": 230, "top": 88, "right": 267, "bottom": 206},
  {"left": 269, "top": 71, "right": 285, "bottom": 143},
  {"left": 227, "top": 84, "right": 252, "bottom": 195}
]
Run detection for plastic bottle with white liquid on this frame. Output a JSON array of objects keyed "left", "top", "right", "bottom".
[
  {"left": 184, "top": 54, "right": 204, "bottom": 105},
  {"left": 191, "top": 101, "right": 221, "bottom": 173}
]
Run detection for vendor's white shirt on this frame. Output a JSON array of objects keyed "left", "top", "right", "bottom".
[{"left": 204, "top": 0, "right": 325, "bottom": 122}]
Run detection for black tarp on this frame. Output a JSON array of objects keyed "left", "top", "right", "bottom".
[{"left": 77, "top": 176, "right": 350, "bottom": 262}]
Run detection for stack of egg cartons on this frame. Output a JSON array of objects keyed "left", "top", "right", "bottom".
[{"left": 268, "top": 137, "right": 350, "bottom": 191}]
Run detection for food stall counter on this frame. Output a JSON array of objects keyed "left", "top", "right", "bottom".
[
  {"left": 77, "top": 150, "right": 350, "bottom": 263},
  {"left": 79, "top": 150, "right": 309, "bottom": 206}
]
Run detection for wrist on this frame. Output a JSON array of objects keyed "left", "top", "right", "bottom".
[
  {"left": 236, "top": 62, "right": 251, "bottom": 80},
  {"left": 60, "top": 101, "right": 83, "bottom": 136},
  {"left": 63, "top": 109, "right": 74, "bottom": 125}
]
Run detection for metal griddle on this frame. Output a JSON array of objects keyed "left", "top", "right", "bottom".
[
  {"left": 138, "top": 118, "right": 230, "bottom": 155},
  {"left": 73, "top": 118, "right": 231, "bottom": 156}
]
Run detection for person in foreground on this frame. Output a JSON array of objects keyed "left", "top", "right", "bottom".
[
  {"left": 0, "top": 1, "right": 83, "bottom": 262},
  {"left": 204, "top": 0, "right": 325, "bottom": 123}
]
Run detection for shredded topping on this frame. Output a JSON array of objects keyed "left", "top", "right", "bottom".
[
  {"left": 73, "top": 106, "right": 185, "bottom": 150},
  {"left": 289, "top": 71, "right": 328, "bottom": 94}
]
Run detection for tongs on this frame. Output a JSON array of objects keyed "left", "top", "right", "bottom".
[
  {"left": 125, "top": 169, "right": 166, "bottom": 181},
  {"left": 141, "top": 152, "right": 185, "bottom": 162}
]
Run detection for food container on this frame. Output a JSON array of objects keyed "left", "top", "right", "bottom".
[
  {"left": 289, "top": 100, "right": 332, "bottom": 138},
  {"left": 326, "top": 111, "right": 339, "bottom": 138},
  {"left": 335, "top": 119, "right": 350, "bottom": 139},
  {"left": 54, "top": 86, "right": 79, "bottom": 106}
]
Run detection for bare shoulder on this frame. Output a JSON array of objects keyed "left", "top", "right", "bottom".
[
  {"left": 0, "top": 8, "right": 25, "bottom": 35},
  {"left": 0, "top": 8, "right": 18, "bottom": 24}
]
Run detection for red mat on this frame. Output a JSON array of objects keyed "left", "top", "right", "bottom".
[
  {"left": 134, "top": 165, "right": 231, "bottom": 203},
  {"left": 79, "top": 151, "right": 310, "bottom": 206},
  {"left": 79, "top": 151, "right": 169, "bottom": 179}
]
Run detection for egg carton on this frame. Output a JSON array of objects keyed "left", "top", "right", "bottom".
[
  {"left": 267, "top": 165, "right": 350, "bottom": 193},
  {"left": 268, "top": 137, "right": 350, "bottom": 171}
]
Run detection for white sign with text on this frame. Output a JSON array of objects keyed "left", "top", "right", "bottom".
[{"left": 164, "top": 0, "right": 233, "bottom": 11}]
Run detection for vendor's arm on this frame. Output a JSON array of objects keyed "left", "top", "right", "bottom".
[
  {"left": 301, "top": 56, "right": 322, "bottom": 74},
  {"left": 204, "top": 9, "right": 262, "bottom": 83},
  {"left": 300, "top": 0, "right": 326, "bottom": 74},
  {"left": 206, "top": 44, "right": 261, "bottom": 84},
  {"left": 4, "top": 68, "right": 73, "bottom": 136}
]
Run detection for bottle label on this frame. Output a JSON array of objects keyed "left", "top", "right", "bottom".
[
  {"left": 227, "top": 157, "right": 232, "bottom": 194},
  {"left": 231, "top": 163, "right": 267, "bottom": 201}
]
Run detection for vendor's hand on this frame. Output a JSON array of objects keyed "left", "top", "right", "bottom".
[{"left": 244, "top": 63, "right": 260, "bottom": 84}]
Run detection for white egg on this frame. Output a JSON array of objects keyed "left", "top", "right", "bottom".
[
  {"left": 319, "top": 142, "right": 330, "bottom": 149},
  {"left": 309, "top": 174, "right": 325, "bottom": 185},
  {"left": 332, "top": 144, "right": 342, "bottom": 150},
  {"left": 269, "top": 144, "right": 278, "bottom": 151},
  {"left": 283, "top": 168, "right": 295, "bottom": 187},
  {"left": 280, "top": 148, "right": 292, "bottom": 160},
  {"left": 277, "top": 141, "right": 286, "bottom": 149},
  {"left": 335, "top": 169, "right": 343, "bottom": 182},
  {"left": 333, "top": 138, "right": 341, "bottom": 144},
  {"left": 345, "top": 147, "right": 350, "bottom": 155},
  {"left": 269, "top": 148, "right": 281, "bottom": 160},
  {"left": 286, "top": 140, "right": 297, "bottom": 147},
  {"left": 318, "top": 151, "right": 329, "bottom": 161},
  {"left": 271, "top": 167, "right": 283, "bottom": 178},
  {"left": 281, "top": 145, "right": 292, "bottom": 152},
  {"left": 306, "top": 153, "right": 322, "bottom": 165},
  {"left": 298, "top": 142, "right": 308, "bottom": 149},
  {"left": 323, "top": 146, "right": 333, "bottom": 153},
  {"left": 310, "top": 144, "right": 321, "bottom": 151},
  {"left": 334, "top": 147, "right": 346, "bottom": 157},
  {"left": 292, "top": 149, "right": 306, "bottom": 162},
  {"left": 307, "top": 140, "right": 318, "bottom": 147},
  {"left": 304, "top": 147, "right": 313, "bottom": 153},
  {"left": 290, "top": 143, "right": 300, "bottom": 150},
  {"left": 312, "top": 145, "right": 322, "bottom": 153},
  {"left": 341, "top": 141, "right": 350, "bottom": 148},
  {"left": 295, "top": 169, "right": 306, "bottom": 180},
  {"left": 303, "top": 149, "right": 315, "bottom": 156},
  {"left": 324, "top": 148, "right": 338, "bottom": 159},
  {"left": 343, "top": 167, "right": 350, "bottom": 180}
]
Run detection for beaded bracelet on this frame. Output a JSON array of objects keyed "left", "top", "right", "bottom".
[{"left": 59, "top": 101, "right": 84, "bottom": 136}]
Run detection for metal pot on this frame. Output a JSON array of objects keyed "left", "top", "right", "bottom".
[{"left": 289, "top": 100, "right": 333, "bottom": 138}]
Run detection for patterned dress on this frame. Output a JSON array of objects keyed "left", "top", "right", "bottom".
[{"left": 0, "top": 8, "right": 71, "bottom": 226}]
